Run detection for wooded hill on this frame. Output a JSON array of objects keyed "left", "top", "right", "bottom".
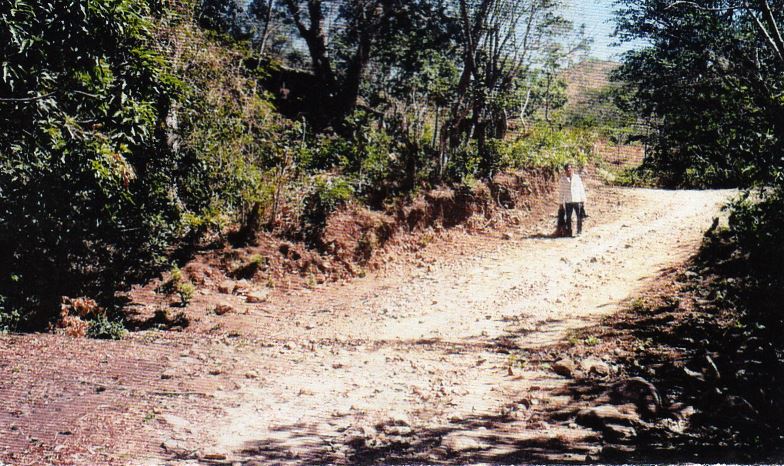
[{"left": 1, "top": 0, "right": 640, "bottom": 334}]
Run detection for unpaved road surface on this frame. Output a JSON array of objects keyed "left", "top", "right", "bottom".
[{"left": 0, "top": 187, "right": 733, "bottom": 465}]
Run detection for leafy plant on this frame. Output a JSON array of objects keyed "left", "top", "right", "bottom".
[
  {"left": 301, "top": 174, "right": 354, "bottom": 246},
  {"left": 0, "top": 0, "right": 182, "bottom": 327},
  {"left": 158, "top": 266, "right": 195, "bottom": 306},
  {"left": 614, "top": 0, "right": 784, "bottom": 188},
  {"left": 87, "top": 314, "right": 127, "bottom": 340}
]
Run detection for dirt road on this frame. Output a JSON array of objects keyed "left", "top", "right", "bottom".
[
  {"left": 144, "top": 187, "right": 732, "bottom": 464},
  {"left": 0, "top": 187, "right": 733, "bottom": 465}
]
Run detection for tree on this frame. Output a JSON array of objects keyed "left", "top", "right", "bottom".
[
  {"left": 614, "top": 0, "right": 784, "bottom": 187},
  {"left": 440, "top": 0, "right": 588, "bottom": 177},
  {"left": 198, "top": 0, "right": 259, "bottom": 40},
  {"left": 0, "top": 0, "right": 180, "bottom": 327}
]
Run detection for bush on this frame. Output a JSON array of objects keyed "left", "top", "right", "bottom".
[
  {"left": 158, "top": 266, "right": 195, "bottom": 306},
  {"left": 87, "top": 314, "right": 127, "bottom": 340},
  {"left": 301, "top": 175, "right": 354, "bottom": 245},
  {"left": 0, "top": 0, "right": 183, "bottom": 328},
  {"left": 159, "top": 8, "right": 299, "bottom": 235},
  {"left": 495, "top": 125, "right": 596, "bottom": 171},
  {"left": 726, "top": 187, "right": 784, "bottom": 294},
  {"left": 0, "top": 294, "right": 21, "bottom": 333},
  {"left": 611, "top": 166, "right": 658, "bottom": 188}
]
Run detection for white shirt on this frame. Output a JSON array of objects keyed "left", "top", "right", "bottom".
[{"left": 559, "top": 173, "right": 586, "bottom": 204}]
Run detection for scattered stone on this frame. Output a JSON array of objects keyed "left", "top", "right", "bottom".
[
  {"left": 382, "top": 424, "right": 413, "bottom": 436},
  {"left": 246, "top": 290, "right": 269, "bottom": 303},
  {"left": 683, "top": 366, "right": 705, "bottom": 382},
  {"left": 161, "top": 438, "right": 184, "bottom": 452},
  {"left": 611, "top": 377, "right": 662, "bottom": 416},
  {"left": 441, "top": 434, "right": 486, "bottom": 453},
  {"left": 217, "top": 281, "right": 234, "bottom": 294},
  {"left": 502, "top": 232, "right": 513, "bottom": 240},
  {"left": 161, "top": 369, "right": 176, "bottom": 380},
  {"left": 159, "top": 414, "right": 192, "bottom": 432},
  {"left": 576, "top": 405, "right": 639, "bottom": 429},
  {"left": 676, "top": 405, "right": 696, "bottom": 420},
  {"left": 233, "top": 280, "right": 251, "bottom": 295},
  {"left": 214, "top": 303, "right": 235, "bottom": 315},
  {"left": 581, "top": 357, "right": 611, "bottom": 376},
  {"left": 245, "top": 370, "right": 259, "bottom": 379},
  {"left": 603, "top": 423, "right": 637, "bottom": 442},
  {"left": 603, "top": 443, "right": 636, "bottom": 457},
  {"left": 552, "top": 358, "right": 576, "bottom": 378},
  {"left": 389, "top": 413, "right": 410, "bottom": 426},
  {"left": 720, "top": 395, "right": 757, "bottom": 420},
  {"left": 704, "top": 354, "right": 721, "bottom": 380}
]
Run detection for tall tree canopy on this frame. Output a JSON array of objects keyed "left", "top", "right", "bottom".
[{"left": 614, "top": 0, "right": 784, "bottom": 187}]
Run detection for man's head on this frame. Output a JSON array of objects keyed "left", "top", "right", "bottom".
[{"left": 564, "top": 163, "right": 573, "bottom": 176}]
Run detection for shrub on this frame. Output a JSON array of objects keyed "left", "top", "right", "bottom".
[
  {"left": 87, "top": 314, "right": 127, "bottom": 340},
  {"left": 726, "top": 188, "right": 784, "bottom": 294},
  {"left": 494, "top": 125, "right": 596, "bottom": 172},
  {"left": 231, "top": 254, "right": 267, "bottom": 279},
  {"left": 611, "top": 166, "right": 658, "bottom": 188},
  {"left": 0, "top": 0, "right": 183, "bottom": 327},
  {"left": 301, "top": 175, "right": 354, "bottom": 246},
  {"left": 158, "top": 266, "right": 195, "bottom": 306},
  {"left": 159, "top": 8, "right": 300, "bottom": 236},
  {"left": 0, "top": 294, "right": 21, "bottom": 333},
  {"left": 175, "top": 282, "right": 196, "bottom": 307}
]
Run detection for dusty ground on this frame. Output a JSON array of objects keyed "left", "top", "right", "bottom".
[{"left": 0, "top": 186, "right": 733, "bottom": 465}]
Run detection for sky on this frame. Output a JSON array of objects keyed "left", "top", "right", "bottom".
[{"left": 562, "top": 0, "right": 643, "bottom": 61}]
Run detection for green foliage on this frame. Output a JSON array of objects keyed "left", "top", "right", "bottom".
[
  {"left": 301, "top": 174, "right": 354, "bottom": 244},
  {"left": 0, "top": 0, "right": 183, "bottom": 326},
  {"left": 232, "top": 253, "right": 267, "bottom": 279},
  {"left": 299, "top": 122, "right": 409, "bottom": 200},
  {"left": 685, "top": 185, "right": 784, "bottom": 445},
  {"left": 610, "top": 166, "right": 658, "bottom": 188},
  {"left": 158, "top": 265, "right": 195, "bottom": 306},
  {"left": 445, "top": 141, "right": 481, "bottom": 182},
  {"left": 0, "top": 0, "right": 611, "bottom": 333},
  {"left": 725, "top": 186, "right": 784, "bottom": 294},
  {"left": 176, "top": 282, "right": 196, "bottom": 306},
  {"left": 563, "top": 83, "right": 641, "bottom": 140},
  {"left": 159, "top": 11, "right": 300, "bottom": 234},
  {"left": 87, "top": 314, "right": 127, "bottom": 340},
  {"left": 614, "top": 0, "right": 784, "bottom": 188},
  {"left": 0, "top": 294, "right": 21, "bottom": 333},
  {"left": 495, "top": 125, "right": 596, "bottom": 171}
]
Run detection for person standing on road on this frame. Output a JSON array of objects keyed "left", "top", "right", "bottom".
[{"left": 558, "top": 163, "right": 587, "bottom": 237}]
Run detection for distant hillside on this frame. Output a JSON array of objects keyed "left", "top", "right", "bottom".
[{"left": 561, "top": 59, "right": 619, "bottom": 106}]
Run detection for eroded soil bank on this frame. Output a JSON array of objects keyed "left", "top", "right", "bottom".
[{"left": 0, "top": 186, "right": 733, "bottom": 465}]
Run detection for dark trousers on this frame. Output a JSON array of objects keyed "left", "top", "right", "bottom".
[{"left": 565, "top": 202, "right": 583, "bottom": 235}]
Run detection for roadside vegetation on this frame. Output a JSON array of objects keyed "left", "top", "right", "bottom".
[
  {"left": 0, "top": 0, "right": 645, "bottom": 333},
  {"left": 613, "top": 0, "right": 784, "bottom": 377}
]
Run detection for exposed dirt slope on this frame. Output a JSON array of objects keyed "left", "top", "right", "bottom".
[{"left": 0, "top": 186, "right": 733, "bottom": 465}]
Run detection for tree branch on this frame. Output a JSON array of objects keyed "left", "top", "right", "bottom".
[
  {"left": 756, "top": 0, "right": 784, "bottom": 64},
  {"left": 0, "top": 91, "right": 57, "bottom": 103}
]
